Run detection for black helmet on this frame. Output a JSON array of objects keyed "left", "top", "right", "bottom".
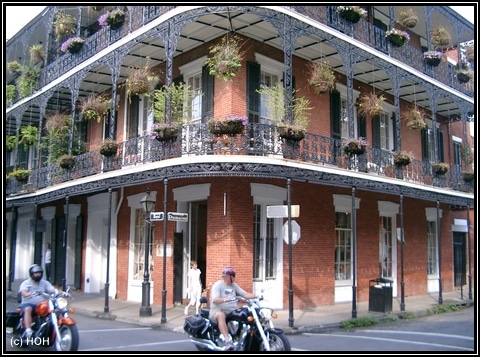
[
  {"left": 29, "top": 264, "right": 43, "bottom": 281},
  {"left": 222, "top": 266, "right": 236, "bottom": 278}
]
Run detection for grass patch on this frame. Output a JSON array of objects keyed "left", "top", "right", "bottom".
[{"left": 340, "top": 316, "right": 378, "bottom": 329}]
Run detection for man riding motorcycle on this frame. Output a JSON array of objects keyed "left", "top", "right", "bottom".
[
  {"left": 19, "top": 264, "right": 58, "bottom": 338},
  {"left": 208, "top": 267, "right": 258, "bottom": 350}
]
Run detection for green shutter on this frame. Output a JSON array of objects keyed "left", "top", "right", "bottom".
[
  {"left": 330, "top": 90, "right": 341, "bottom": 139},
  {"left": 202, "top": 66, "right": 214, "bottom": 122},
  {"left": 247, "top": 61, "right": 260, "bottom": 123},
  {"left": 371, "top": 115, "right": 380, "bottom": 148}
]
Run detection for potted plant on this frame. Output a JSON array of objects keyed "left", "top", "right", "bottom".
[
  {"left": 423, "top": 51, "right": 444, "bottom": 67},
  {"left": 385, "top": 28, "right": 410, "bottom": 47},
  {"left": 431, "top": 162, "right": 449, "bottom": 175},
  {"left": 208, "top": 114, "right": 248, "bottom": 137},
  {"left": 52, "top": 10, "right": 77, "bottom": 42},
  {"left": 19, "top": 125, "right": 38, "bottom": 149},
  {"left": 58, "top": 154, "right": 75, "bottom": 169},
  {"left": 393, "top": 151, "right": 414, "bottom": 166},
  {"left": 29, "top": 43, "right": 45, "bottom": 64},
  {"left": 6, "top": 84, "right": 16, "bottom": 107},
  {"left": 7, "top": 168, "right": 30, "bottom": 183},
  {"left": 7, "top": 61, "right": 23, "bottom": 77},
  {"left": 398, "top": 8, "right": 418, "bottom": 28},
  {"left": 430, "top": 27, "right": 450, "bottom": 50},
  {"left": 205, "top": 35, "right": 244, "bottom": 81},
  {"left": 125, "top": 57, "right": 162, "bottom": 98},
  {"left": 356, "top": 92, "right": 385, "bottom": 118},
  {"left": 78, "top": 94, "right": 111, "bottom": 122},
  {"left": 60, "top": 36, "right": 85, "bottom": 54},
  {"left": 336, "top": 6, "right": 367, "bottom": 23},
  {"left": 98, "top": 9, "right": 125, "bottom": 30},
  {"left": 6, "top": 135, "right": 17, "bottom": 152},
  {"left": 256, "top": 83, "right": 312, "bottom": 142},
  {"left": 152, "top": 82, "right": 197, "bottom": 126},
  {"left": 148, "top": 123, "right": 180, "bottom": 142},
  {"left": 342, "top": 137, "right": 368, "bottom": 156},
  {"left": 17, "top": 64, "right": 40, "bottom": 98},
  {"left": 307, "top": 61, "right": 336, "bottom": 94},
  {"left": 403, "top": 106, "right": 427, "bottom": 130},
  {"left": 462, "top": 171, "right": 474, "bottom": 183},
  {"left": 99, "top": 138, "right": 118, "bottom": 157},
  {"left": 456, "top": 69, "right": 472, "bottom": 83}
]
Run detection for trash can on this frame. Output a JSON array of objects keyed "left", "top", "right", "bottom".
[{"left": 368, "top": 278, "right": 393, "bottom": 313}]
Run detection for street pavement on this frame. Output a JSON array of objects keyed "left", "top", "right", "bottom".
[{"left": 6, "top": 279, "right": 474, "bottom": 335}]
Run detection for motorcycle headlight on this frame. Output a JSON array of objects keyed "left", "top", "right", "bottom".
[
  {"left": 259, "top": 308, "right": 274, "bottom": 320},
  {"left": 57, "top": 297, "right": 68, "bottom": 309}
]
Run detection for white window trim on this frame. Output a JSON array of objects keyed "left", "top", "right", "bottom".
[
  {"left": 255, "top": 53, "right": 283, "bottom": 76},
  {"left": 179, "top": 56, "right": 207, "bottom": 77}
]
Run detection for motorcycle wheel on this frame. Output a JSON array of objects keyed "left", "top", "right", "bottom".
[
  {"left": 56, "top": 325, "right": 79, "bottom": 351},
  {"left": 260, "top": 331, "right": 291, "bottom": 352}
]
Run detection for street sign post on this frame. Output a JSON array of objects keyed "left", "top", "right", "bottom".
[
  {"left": 167, "top": 212, "right": 189, "bottom": 222},
  {"left": 266, "top": 205, "right": 300, "bottom": 218},
  {"left": 150, "top": 212, "right": 164, "bottom": 221}
]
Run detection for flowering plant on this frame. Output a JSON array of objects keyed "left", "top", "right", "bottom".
[
  {"left": 337, "top": 6, "right": 367, "bottom": 23},
  {"left": 98, "top": 9, "right": 125, "bottom": 30},
  {"left": 208, "top": 114, "right": 248, "bottom": 136},
  {"left": 393, "top": 151, "right": 414, "bottom": 166},
  {"left": 342, "top": 137, "right": 368, "bottom": 156},
  {"left": 148, "top": 123, "right": 179, "bottom": 142},
  {"left": 385, "top": 28, "right": 410, "bottom": 46},
  {"left": 60, "top": 37, "right": 85, "bottom": 53},
  {"left": 431, "top": 162, "right": 449, "bottom": 175}
]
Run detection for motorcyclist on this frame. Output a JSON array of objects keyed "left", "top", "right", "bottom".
[
  {"left": 209, "top": 266, "right": 257, "bottom": 350},
  {"left": 18, "top": 264, "right": 57, "bottom": 338}
]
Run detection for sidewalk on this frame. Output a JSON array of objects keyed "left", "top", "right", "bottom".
[{"left": 6, "top": 280, "right": 474, "bottom": 335}]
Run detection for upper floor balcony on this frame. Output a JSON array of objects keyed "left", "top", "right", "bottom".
[{"left": 6, "top": 123, "right": 474, "bottom": 197}]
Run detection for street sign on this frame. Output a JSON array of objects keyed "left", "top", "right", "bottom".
[
  {"left": 167, "top": 212, "right": 189, "bottom": 222},
  {"left": 150, "top": 212, "right": 164, "bottom": 221},
  {"left": 266, "top": 205, "right": 300, "bottom": 218},
  {"left": 283, "top": 220, "right": 301, "bottom": 245}
]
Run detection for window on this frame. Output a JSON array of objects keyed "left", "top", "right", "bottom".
[
  {"left": 253, "top": 204, "right": 277, "bottom": 280},
  {"left": 379, "top": 216, "right": 393, "bottom": 278},
  {"left": 335, "top": 212, "right": 351, "bottom": 280},
  {"left": 421, "top": 120, "right": 444, "bottom": 162},
  {"left": 335, "top": 83, "right": 361, "bottom": 139},
  {"left": 255, "top": 53, "right": 283, "bottom": 125},
  {"left": 452, "top": 139, "right": 462, "bottom": 170},
  {"left": 179, "top": 56, "right": 207, "bottom": 124},
  {"left": 133, "top": 208, "right": 154, "bottom": 281},
  {"left": 427, "top": 220, "right": 438, "bottom": 275}
]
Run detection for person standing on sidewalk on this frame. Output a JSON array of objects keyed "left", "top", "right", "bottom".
[
  {"left": 44, "top": 243, "right": 52, "bottom": 282},
  {"left": 184, "top": 260, "right": 202, "bottom": 315}
]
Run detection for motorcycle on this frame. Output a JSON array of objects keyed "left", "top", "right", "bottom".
[
  {"left": 184, "top": 295, "right": 291, "bottom": 351},
  {"left": 6, "top": 286, "right": 79, "bottom": 351}
]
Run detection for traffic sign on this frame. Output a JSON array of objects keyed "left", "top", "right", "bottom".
[
  {"left": 283, "top": 220, "right": 301, "bottom": 245},
  {"left": 150, "top": 212, "right": 164, "bottom": 221},
  {"left": 266, "top": 205, "right": 300, "bottom": 218},
  {"left": 167, "top": 212, "right": 189, "bottom": 222}
]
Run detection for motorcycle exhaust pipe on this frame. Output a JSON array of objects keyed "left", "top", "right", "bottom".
[{"left": 190, "top": 337, "right": 226, "bottom": 351}]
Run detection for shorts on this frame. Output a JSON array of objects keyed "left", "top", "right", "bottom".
[{"left": 20, "top": 303, "right": 37, "bottom": 313}]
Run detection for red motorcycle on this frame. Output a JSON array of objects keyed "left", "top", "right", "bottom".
[{"left": 6, "top": 286, "right": 79, "bottom": 351}]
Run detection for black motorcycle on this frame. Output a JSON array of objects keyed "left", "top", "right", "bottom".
[
  {"left": 6, "top": 286, "right": 79, "bottom": 351},
  {"left": 184, "top": 295, "right": 291, "bottom": 351}
]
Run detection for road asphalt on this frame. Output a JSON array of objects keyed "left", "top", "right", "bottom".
[{"left": 6, "top": 279, "right": 474, "bottom": 335}]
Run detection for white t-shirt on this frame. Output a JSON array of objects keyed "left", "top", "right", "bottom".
[
  {"left": 45, "top": 249, "right": 51, "bottom": 264},
  {"left": 19, "top": 278, "right": 55, "bottom": 305},
  {"left": 188, "top": 268, "right": 202, "bottom": 294}
]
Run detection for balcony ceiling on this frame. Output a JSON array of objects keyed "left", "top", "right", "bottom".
[{"left": 7, "top": 6, "right": 469, "bottom": 135}]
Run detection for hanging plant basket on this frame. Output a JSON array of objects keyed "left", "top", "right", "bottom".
[
  {"left": 430, "top": 27, "right": 451, "bottom": 50},
  {"left": 385, "top": 29, "right": 410, "bottom": 47},
  {"left": 98, "top": 9, "right": 125, "bottom": 30},
  {"left": 58, "top": 154, "right": 75, "bottom": 169},
  {"left": 337, "top": 6, "right": 367, "bottom": 23},
  {"left": 79, "top": 94, "right": 111, "bottom": 123},
  {"left": 403, "top": 107, "right": 427, "bottom": 130},
  {"left": 398, "top": 8, "right": 418, "bottom": 28},
  {"left": 423, "top": 51, "right": 444, "bottom": 67},
  {"left": 463, "top": 171, "right": 474, "bottom": 183},
  {"left": 149, "top": 124, "right": 180, "bottom": 142},
  {"left": 205, "top": 35, "right": 244, "bottom": 81},
  {"left": 456, "top": 71, "right": 472, "bottom": 83},
  {"left": 99, "top": 139, "right": 118, "bottom": 157},
  {"left": 307, "top": 61, "right": 336, "bottom": 94},
  {"left": 342, "top": 137, "right": 368, "bottom": 156},
  {"left": 278, "top": 125, "right": 306, "bottom": 142},
  {"left": 431, "top": 162, "right": 449, "bottom": 175},
  {"left": 125, "top": 57, "right": 162, "bottom": 98},
  {"left": 393, "top": 151, "right": 414, "bottom": 166},
  {"left": 8, "top": 168, "right": 30, "bottom": 183},
  {"left": 208, "top": 115, "right": 247, "bottom": 137},
  {"left": 356, "top": 92, "right": 385, "bottom": 118}
]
